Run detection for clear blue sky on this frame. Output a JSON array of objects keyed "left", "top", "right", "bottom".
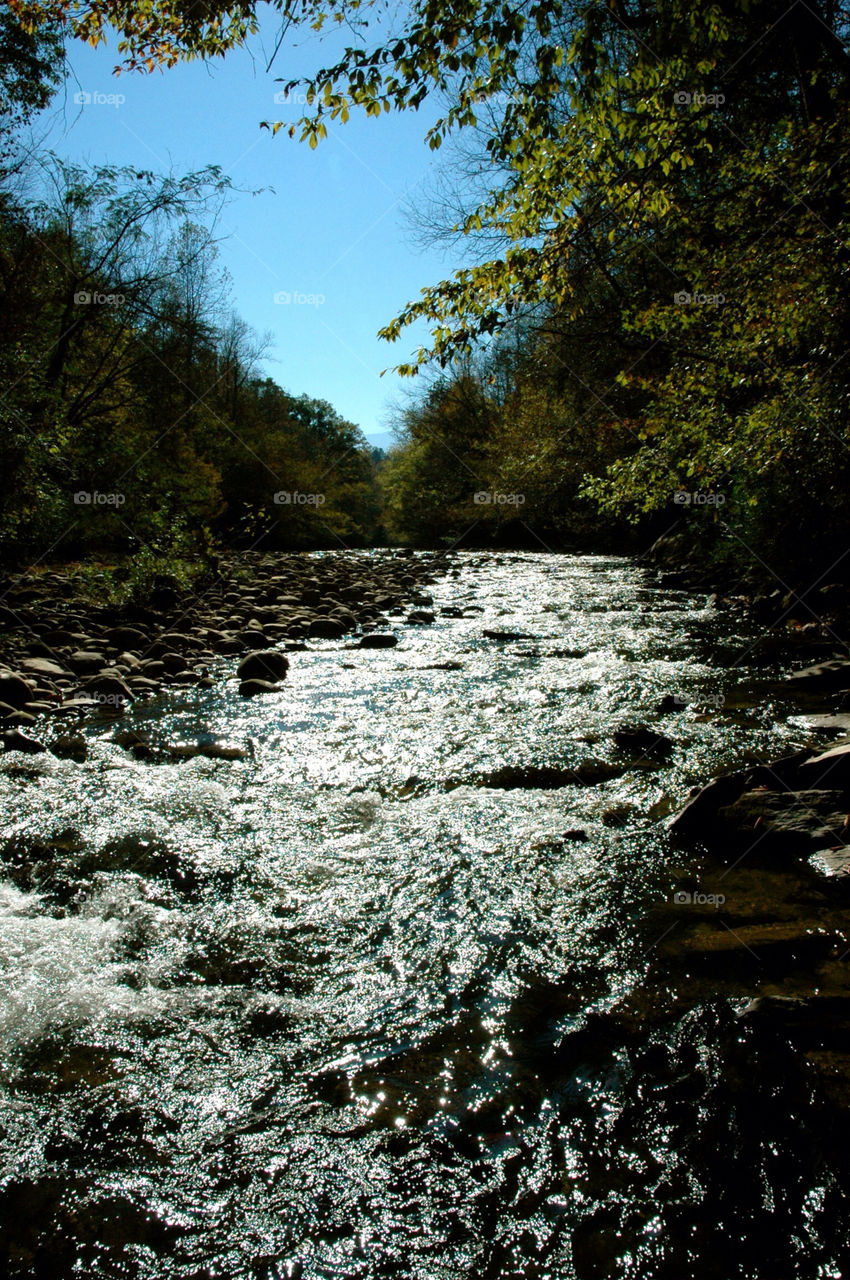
[{"left": 40, "top": 14, "right": 456, "bottom": 443}]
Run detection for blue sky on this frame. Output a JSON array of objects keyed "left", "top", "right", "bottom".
[{"left": 38, "top": 13, "right": 456, "bottom": 444}]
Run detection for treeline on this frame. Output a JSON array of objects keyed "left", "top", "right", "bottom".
[
  {"left": 0, "top": 13, "right": 381, "bottom": 592},
  {"left": 6, "top": 0, "right": 850, "bottom": 590},
  {"left": 380, "top": 347, "right": 632, "bottom": 551},
  {"left": 372, "top": 0, "right": 850, "bottom": 581}
]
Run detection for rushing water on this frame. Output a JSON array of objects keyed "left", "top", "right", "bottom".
[{"left": 1, "top": 551, "right": 847, "bottom": 1279}]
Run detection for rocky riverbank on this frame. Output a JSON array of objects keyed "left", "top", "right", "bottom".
[
  {"left": 0, "top": 549, "right": 452, "bottom": 755},
  {"left": 660, "top": 651, "right": 850, "bottom": 1109}
]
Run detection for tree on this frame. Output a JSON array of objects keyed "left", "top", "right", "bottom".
[
  {"left": 0, "top": 0, "right": 63, "bottom": 173},
  {"left": 11, "top": 0, "right": 850, "bottom": 569}
]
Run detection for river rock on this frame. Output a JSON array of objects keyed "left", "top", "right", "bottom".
[
  {"left": 308, "top": 617, "right": 347, "bottom": 640},
  {"left": 795, "top": 714, "right": 850, "bottom": 735},
  {"left": 357, "top": 634, "right": 399, "bottom": 648},
  {"left": 669, "top": 770, "right": 751, "bottom": 838},
  {"left": 613, "top": 726, "right": 674, "bottom": 761},
  {"left": 169, "top": 741, "right": 250, "bottom": 762},
  {"left": 716, "top": 788, "right": 849, "bottom": 853},
  {"left": 82, "top": 674, "right": 135, "bottom": 705},
  {"left": 51, "top": 734, "right": 88, "bottom": 762},
  {"left": 67, "top": 650, "right": 106, "bottom": 674},
  {"left": 238, "top": 679, "right": 281, "bottom": 698},
  {"left": 795, "top": 741, "right": 850, "bottom": 792},
  {"left": 237, "top": 650, "right": 289, "bottom": 682},
  {"left": 0, "top": 675, "right": 35, "bottom": 710},
  {"left": 406, "top": 610, "right": 435, "bottom": 624},
  {"left": 106, "top": 625, "right": 150, "bottom": 650},
  {"left": 461, "top": 761, "right": 626, "bottom": 791},
  {"left": 786, "top": 658, "right": 850, "bottom": 691},
  {"left": 3, "top": 729, "right": 46, "bottom": 754},
  {"left": 482, "top": 628, "right": 534, "bottom": 641},
  {"left": 660, "top": 920, "right": 841, "bottom": 976},
  {"left": 19, "top": 657, "right": 67, "bottom": 678},
  {"left": 5, "top": 710, "right": 36, "bottom": 726}
]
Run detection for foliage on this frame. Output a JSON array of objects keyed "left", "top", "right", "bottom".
[
  {"left": 8, "top": 0, "right": 850, "bottom": 573},
  {"left": 0, "top": 154, "right": 382, "bottom": 570}
]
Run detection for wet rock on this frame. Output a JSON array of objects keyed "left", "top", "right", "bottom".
[
  {"left": 168, "top": 741, "right": 250, "bottom": 762},
  {"left": 810, "top": 846, "right": 850, "bottom": 879},
  {"left": 126, "top": 676, "right": 161, "bottom": 693},
  {"left": 482, "top": 628, "right": 534, "bottom": 641},
  {"left": 238, "top": 678, "right": 281, "bottom": 698},
  {"left": 161, "top": 631, "right": 203, "bottom": 650},
  {"left": 717, "top": 788, "right": 849, "bottom": 853},
  {"left": 82, "top": 674, "right": 135, "bottom": 705},
  {"left": 660, "top": 920, "right": 842, "bottom": 976},
  {"left": 602, "top": 804, "right": 637, "bottom": 827},
  {"left": 19, "top": 657, "right": 67, "bottom": 678},
  {"left": 0, "top": 674, "right": 36, "bottom": 710},
  {"left": 458, "top": 760, "right": 626, "bottom": 791},
  {"left": 670, "top": 775, "right": 741, "bottom": 839},
  {"left": 51, "top": 734, "right": 88, "bottom": 762},
  {"left": 737, "top": 994, "right": 850, "bottom": 1051},
  {"left": 106, "top": 625, "right": 150, "bottom": 649},
  {"left": 237, "top": 650, "right": 289, "bottom": 682},
  {"left": 656, "top": 693, "right": 687, "bottom": 713},
  {"left": 5, "top": 710, "right": 37, "bottom": 726},
  {"left": 406, "top": 610, "right": 435, "bottom": 624},
  {"left": 786, "top": 658, "right": 850, "bottom": 691},
  {"left": 0, "top": 700, "right": 18, "bottom": 720},
  {"left": 613, "top": 725, "right": 674, "bottom": 761},
  {"left": 795, "top": 714, "right": 850, "bottom": 736},
  {"left": 66, "top": 650, "right": 106, "bottom": 674},
  {"left": 308, "top": 617, "right": 347, "bottom": 640},
  {"left": 237, "top": 629, "right": 267, "bottom": 649},
  {"left": 3, "top": 729, "right": 46, "bottom": 754},
  {"left": 57, "top": 696, "right": 98, "bottom": 713},
  {"left": 357, "top": 634, "right": 399, "bottom": 649},
  {"left": 795, "top": 740, "right": 850, "bottom": 791},
  {"left": 161, "top": 652, "right": 189, "bottom": 673}
]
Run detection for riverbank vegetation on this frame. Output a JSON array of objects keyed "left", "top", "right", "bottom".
[{"left": 4, "top": 0, "right": 850, "bottom": 591}]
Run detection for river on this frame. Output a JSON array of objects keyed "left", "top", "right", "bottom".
[{"left": 1, "top": 551, "right": 846, "bottom": 1278}]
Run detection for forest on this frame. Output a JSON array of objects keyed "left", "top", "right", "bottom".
[{"left": 3, "top": 0, "right": 850, "bottom": 592}]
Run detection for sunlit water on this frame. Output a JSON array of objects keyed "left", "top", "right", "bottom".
[{"left": 0, "top": 552, "right": 846, "bottom": 1278}]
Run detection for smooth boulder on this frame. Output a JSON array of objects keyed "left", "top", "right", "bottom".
[
  {"left": 237, "top": 650, "right": 289, "bottom": 682},
  {"left": 0, "top": 675, "right": 35, "bottom": 710},
  {"left": 357, "top": 634, "right": 399, "bottom": 649},
  {"left": 238, "top": 679, "right": 281, "bottom": 698}
]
